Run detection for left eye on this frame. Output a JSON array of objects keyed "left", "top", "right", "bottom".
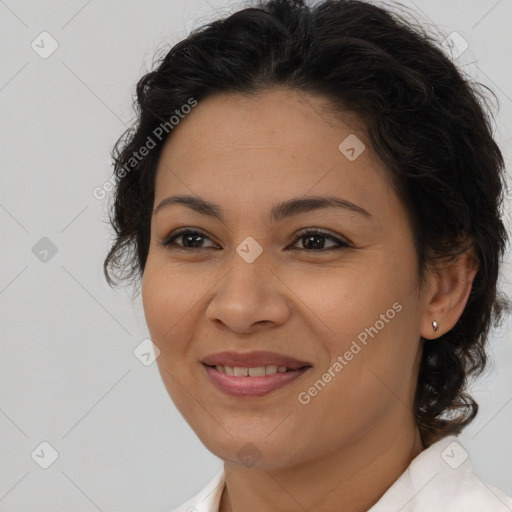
[
  {"left": 158, "top": 228, "right": 351, "bottom": 251},
  {"left": 290, "top": 229, "right": 351, "bottom": 251}
]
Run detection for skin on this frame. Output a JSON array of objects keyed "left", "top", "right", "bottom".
[{"left": 141, "top": 87, "right": 478, "bottom": 512}]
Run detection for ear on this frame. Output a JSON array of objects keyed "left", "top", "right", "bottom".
[{"left": 420, "top": 244, "right": 479, "bottom": 340}]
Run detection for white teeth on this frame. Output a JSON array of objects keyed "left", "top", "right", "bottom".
[
  {"left": 214, "top": 365, "right": 292, "bottom": 376},
  {"left": 233, "top": 366, "right": 248, "bottom": 377},
  {"left": 248, "top": 366, "right": 266, "bottom": 377}
]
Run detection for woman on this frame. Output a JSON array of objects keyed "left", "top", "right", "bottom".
[{"left": 103, "top": 0, "right": 512, "bottom": 510}]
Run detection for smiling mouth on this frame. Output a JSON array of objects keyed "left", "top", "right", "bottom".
[
  {"left": 202, "top": 363, "right": 312, "bottom": 398},
  {"left": 203, "top": 363, "right": 310, "bottom": 376}
]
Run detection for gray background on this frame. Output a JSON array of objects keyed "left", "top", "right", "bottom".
[{"left": 1, "top": 0, "right": 511, "bottom": 510}]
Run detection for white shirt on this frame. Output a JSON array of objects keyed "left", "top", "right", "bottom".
[{"left": 171, "top": 435, "right": 512, "bottom": 511}]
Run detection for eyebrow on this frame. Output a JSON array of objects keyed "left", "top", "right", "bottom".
[{"left": 153, "top": 194, "right": 372, "bottom": 223}]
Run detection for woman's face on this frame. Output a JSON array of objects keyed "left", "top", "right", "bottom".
[{"left": 142, "top": 88, "right": 429, "bottom": 469}]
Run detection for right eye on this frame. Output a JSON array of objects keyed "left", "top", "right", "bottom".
[{"left": 158, "top": 228, "right": 218, "bottom": 250}]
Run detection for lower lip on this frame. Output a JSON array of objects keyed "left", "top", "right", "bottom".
[{"left": 203, "top": 364, "right": 311, "bottom": 398}]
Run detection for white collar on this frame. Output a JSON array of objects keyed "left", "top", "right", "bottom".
[{"left": 172, "top": 435, "right": 512, "bottom": 511}]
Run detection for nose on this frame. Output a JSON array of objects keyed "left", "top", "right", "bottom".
[{"left": 205, "top": 254, "right": 290, "bottom": 334}]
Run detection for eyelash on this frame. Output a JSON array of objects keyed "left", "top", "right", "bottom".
[{"left": 158, "top": 228, "right": 352, "bottom": 252}]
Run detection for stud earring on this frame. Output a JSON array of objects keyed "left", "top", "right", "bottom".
[{"left": 432, "top": 320, "right": 438, "bottom": 332}]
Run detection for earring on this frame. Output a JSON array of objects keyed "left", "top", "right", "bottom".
[{"left": 432, "top": 320, "right": 438, "bottom": 332}]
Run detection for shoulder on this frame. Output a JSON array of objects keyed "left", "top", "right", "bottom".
[
  {"left": 170, "top": 469, "right": 226, "bottom": 512},
  {"left": 369, "top": 436, "right": 512, "bottom": 512},
  {"left": 438, "top": 466, "right": 512, "bottom": 511}
]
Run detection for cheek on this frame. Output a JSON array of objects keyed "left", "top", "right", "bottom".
[
  {"left": 287, "top": 256, "right": 410, "bottom": 342},
  {"left": 142, "top": 269, "right": 172, "bottom": 343},
  {"left": 141, "top": 261, "right": 201, "bottom": 344},
  {"left": 141, "top": 265, "right": 202, "bottom": 410},
  {"left": 294, "top": 308, "right": 419, "bottom": 453},
  {"left": 142, "top": 264, "right": 204, "bottom": 416},
  {"left": 296, "top": 256, "right": 420, "bottom": 403}
]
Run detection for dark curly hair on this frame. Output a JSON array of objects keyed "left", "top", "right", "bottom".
[{"left": 103, "top": 0, "right": 511, "bottom": 447}]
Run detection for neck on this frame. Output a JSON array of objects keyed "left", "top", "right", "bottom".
[{"left": 219, "top": 417, "right": 424, "bottom": 512}]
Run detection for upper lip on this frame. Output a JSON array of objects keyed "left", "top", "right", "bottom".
[{"left": 201, "top": 351, "right": 312, "bottom": 370}]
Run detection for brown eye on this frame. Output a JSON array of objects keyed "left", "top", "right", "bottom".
[
  {"left": 159, "top": 229, "right": 218, "bottom": 250},
  {"left": 158, "top": 227, "right": 351, "bottom": 252},
  {"left": 290, "top": 229, "right": 351, "bottom": 251}
]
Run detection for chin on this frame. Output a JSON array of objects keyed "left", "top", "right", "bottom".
[{"left": 203, "top": 435, "right": 304, "bottom": 470}]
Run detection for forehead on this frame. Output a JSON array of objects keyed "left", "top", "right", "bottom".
[{"left": 153, "top": 88, "right": 400, "bottom": 224}]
